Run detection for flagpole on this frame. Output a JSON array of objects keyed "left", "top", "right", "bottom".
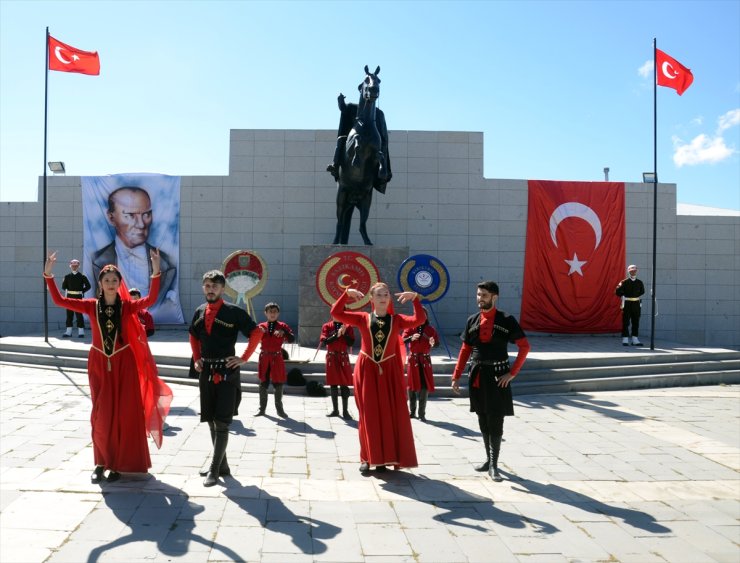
[
  {"left": 650, "top": 37, "right": 658, "bottom": 351},
  {"left": 43, "top": 27, "right": 50, "bottom": 343}
]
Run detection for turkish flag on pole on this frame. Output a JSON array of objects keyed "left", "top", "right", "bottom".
[
  {"left": 520, "top": 181, "right": 625, "bottom": 333},
  {"left": 656, "top": 48, "right": 693, "bottom": 96},
  {"left": 48, "top": 35, "right": 100, "bottom": 75}
]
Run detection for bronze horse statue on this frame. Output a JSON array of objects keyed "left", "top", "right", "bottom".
[{"left": 327, "top": 65, "right": 392, "bottom": 245}]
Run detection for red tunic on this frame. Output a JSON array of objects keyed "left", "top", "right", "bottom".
[
  {"left": 330, "top": 291, "right": 423, "bottom": 468},
  {"left": 45, "top": 274, "right": 169, "bottom": 473},
  {"left": 403, "top": 323, "right": 439, "bottom": 392},
  {"left": 320, "top": 321, "right": 355, "bottom": 386},
  {"left": 258, "top": 320, "right": 294, "bottom": 384}
]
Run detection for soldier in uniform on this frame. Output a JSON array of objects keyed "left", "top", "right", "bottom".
[
  {"left": 61, "top": 259, "right": 91, "bottom": 337},
  {"left": 402, "top": 311, "right": 439, "bottom": 422},
  {"left": 451, "top": 281, "right": 530, "bottom": 482},
  {"left": 256, "top": 303, "right": 295, "bottom": 418},
  {"left": 615, "top": 264, "right": 645, "bottom": 346},
  {"left": 189, "top": 270, "right": 263, "bottom": 487},
  {"left": 320, "top": 317, "right": 355, "bottom": 419}
]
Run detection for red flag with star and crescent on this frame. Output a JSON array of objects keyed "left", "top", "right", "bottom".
[
  {"left": 48, "top": 35, "right": 100, "bottom": 75},
  {"left": 520, "top": 180, "right": 625, "bottom": 333},
  {"left": 656, "top": 48, "right": 693, "bottom": 96}
]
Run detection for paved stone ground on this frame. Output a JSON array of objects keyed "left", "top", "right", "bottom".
[{"left": 1, "top": 363, "right": 738, "bottom": 562}]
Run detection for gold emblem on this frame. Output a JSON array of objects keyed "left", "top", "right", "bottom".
[
  {"left": 375, "top": 330, "right": 385, "bottom": 341},
  {"left": 105, "top": 306, "right": 114, "bottom": 317},
  {"left": 374, "top": 344, "right": 383, "bottom": 357}
]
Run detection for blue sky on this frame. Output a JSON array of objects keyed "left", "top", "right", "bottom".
[{"left": 1, "top": 0, "right": 738, "bottom": 210}]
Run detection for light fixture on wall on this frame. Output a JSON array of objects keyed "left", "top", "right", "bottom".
[
  {"left": 48, "top": 161, "right": 66, "bottom": 175},
  {"left": 642, "top": 172, "right": 657, "bottom": 183}
]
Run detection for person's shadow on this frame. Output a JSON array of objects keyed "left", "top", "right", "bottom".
[
  {"left": 504, "top": 472, "right": 671, "bottom": 533},
  {"left": 273, "top": 416, "right": 336, "bottom": 440},
  {"left": 425, "top": 419, "right": 479, "bottom": 441},
  {"left": 230, "top": 418, "right": 257, "bottom": 437},
  {"left": 223, "top": 478, "right": 341, "bottom": 554},
  {"left": 85, "top": 479, "right": 245, "bottom": 563},
  {"left": 374, "top": 471, "right": 557, "bottom": 534}
]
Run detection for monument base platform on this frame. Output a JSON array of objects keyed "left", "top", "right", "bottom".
[{"left": 298, "top": 245, "right": 409, "bottom": 346}]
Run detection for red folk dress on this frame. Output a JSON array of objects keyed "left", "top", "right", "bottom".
[
  {"left": 320, "top": 321, "right": 355, "bottom": 386},
  {"left": 45, "top": 274, "right": 170, "bottom": 473},
  {"left": 257, "top": 321, "right": 294, "bottom": 384},
  {"left": 330, "top": 290, "right": 423, "bottom": 468},
  {"left": 403, "top": 323, "right": 439, "bottom": 392}
]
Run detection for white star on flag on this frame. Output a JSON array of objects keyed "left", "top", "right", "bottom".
[{"left": 565, "top": 253, "right": 587, "bottom": 276}]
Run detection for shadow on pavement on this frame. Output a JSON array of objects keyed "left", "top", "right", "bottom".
[
  {"left": 223, "top": 478, "right": 341, "bottom": 555},
  {"left": 505, "top": 472, "right": 672, "bottom": 534},
  {"left": 374, "top": 471, "right": 558, "bottom": 534},
  {"left": 424, "top": 418, "right": 479, "bottom": 441},
  {"left": 86, "top": 479, "right": 244, "bottom": 563},
  {"left": 275, "top": 416, "right": 336, "bottom": 440},
  {"left": 517, "top": 393, "right": 644, "bottom": 421}
]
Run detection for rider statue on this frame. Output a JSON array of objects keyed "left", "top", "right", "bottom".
[{"left": 327, "top": 66, "right": 392, "bottom": 245}]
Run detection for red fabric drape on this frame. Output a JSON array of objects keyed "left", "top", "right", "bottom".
[{"left": 521, "top": 180, "right": 625, "bottom": 333}]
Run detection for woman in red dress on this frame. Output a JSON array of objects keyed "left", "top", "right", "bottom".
[
  {"left": 43, "top": 250, "right": 172, "bottom": 483},
  {"left": 330, "top": 282, "right": 423, "bottom": 474}
]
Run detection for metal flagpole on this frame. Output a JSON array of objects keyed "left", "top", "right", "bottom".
[
  {"left": 43, "top": 27, "right": 50, "bottom": 343},
  {"left": 650, "top": 37, "right": 658, "bottom": 351}
]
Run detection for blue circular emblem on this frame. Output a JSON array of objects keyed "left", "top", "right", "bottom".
[{"left": 397, "top": 254, "right": 450, "bottom": 304}]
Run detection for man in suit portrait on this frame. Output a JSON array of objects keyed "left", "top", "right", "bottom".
[{"left": 91, "top": 186, "right": 181, "bottom": 322}]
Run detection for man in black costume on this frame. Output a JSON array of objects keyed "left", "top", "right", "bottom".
[
  {"left": 451, "top": 281, "right": 530, "bottom": 481},
  {"left": 189, "top": 270, "right": 263, "bottom": 487},
  {"left": 61, "top": 258, "right": 91, "bottom": 338},
  {"left": 615, "top": 264, "right": 646, "bottom": 346}
]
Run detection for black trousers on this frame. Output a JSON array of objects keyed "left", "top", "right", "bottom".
[
  {"left": 65, "top": 296, "right": 85, "bottom": 328},
  {"left": 621, "top": 301, "right": 641, "bottom": 337}
]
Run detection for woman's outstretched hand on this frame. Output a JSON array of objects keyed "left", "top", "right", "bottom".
[
  {"left": 149, "top": 247, "right": 161, "bottom": 276},
  {"left": 395, "top": 291, "right": 418, "bottom": 304},
  {"left": 44, "top": 251, "right": 57, "bottom": 276}
]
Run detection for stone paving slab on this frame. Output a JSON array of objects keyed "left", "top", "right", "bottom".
[{"left": 1, "top": 362, "right": 738, "bottom": 562}]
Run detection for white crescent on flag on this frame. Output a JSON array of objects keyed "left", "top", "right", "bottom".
[{"left": 549, "top": 202, "right": 603, "bottom": 249}]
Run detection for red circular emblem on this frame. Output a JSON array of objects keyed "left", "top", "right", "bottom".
[
  {"left": 316, "top": 251, "right": 380, "bottom": 310},
  {"left": 221, "top": 250, "right": 267, "bottom": 303}
]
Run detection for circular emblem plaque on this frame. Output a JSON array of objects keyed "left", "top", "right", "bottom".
[
  {"left": 222, "top": 250, "right": 268, "bottom": 316},
  {"left": 316, "top": 251, "right": 380, "bottom": 310},
  {"left": 397, "top": 254, "right": 450, "bottom": 304}
]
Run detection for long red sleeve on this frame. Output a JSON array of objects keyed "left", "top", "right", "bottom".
[
  {"left": 240, "top": 327, "right": 263, "bottom": 361},
  {"left": 189, "top": 334, "right": 201, "bottom": 359},
  {"left": 510, "top": 337, "right": 530, "bottom": 376},
  {"left": 452, "top": 343, "right": 473, "bottom": 380}
]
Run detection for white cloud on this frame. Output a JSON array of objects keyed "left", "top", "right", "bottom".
[
  {"left": 672, "top": 134, "right": 735, "bottom": 167},
  {"left": 638, "top": 60, "right": 653, "bottom": 78},
  {"left": 672, "top": 108, "right": 740, "bottom": 167},
  {"left": 717, "top": 108, "right": 740, "bottom": 132},
  {"left": 690, "top": 116, "right": 704, "bottom": 126}
]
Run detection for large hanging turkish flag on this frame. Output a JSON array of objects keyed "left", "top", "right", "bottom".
[{"left": 521, "top": 180, "right": 625, "bottom": 333}]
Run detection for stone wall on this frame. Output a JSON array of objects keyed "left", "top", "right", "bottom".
[{"left": 1, "top": 129, "right": 738, "bottom": 347}]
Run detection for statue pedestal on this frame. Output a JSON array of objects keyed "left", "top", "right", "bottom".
[{"left": 298, "top": 245, "right": 410, "bottom": 346}]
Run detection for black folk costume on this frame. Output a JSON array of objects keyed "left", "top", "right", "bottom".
[
  {"left": 189, "top": 299, "right": 262, "bottom": 486},
  {"left": 452, "top": 308, "right": 530, "bottom": 481},
  {"left": 62, "top": 269, "right": 91, "bottom": 336},
  {"left": 615, "top": 276, "right": 645, "bottom": 346}
]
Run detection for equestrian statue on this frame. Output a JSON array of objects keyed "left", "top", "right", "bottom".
[{"left": 327, "top": 65, "right": 392, "bottom": 245}]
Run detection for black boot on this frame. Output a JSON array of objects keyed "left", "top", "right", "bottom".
[
  {"left": 204, "top": 421, "right": 229, "bottom": 487},
  {"left": 275, "top": 384, "right": 288, "bottom": 418},
  {"left": 200, "top": 422, "right": 231, "bottom": 476},
  {"left": 475, "top": 433, "right": 490, "bottom": 472},
  {"left": 489, "top": 435, "right": 503, "bottom": 482},
  {"left": 256, "top": 382, "right": 268, "bottom": 416},
  {"left": 418, "top": 389, "right": 429, "bottom": 422},
  {"left": 326, "top": 136, "right": 346, "bottom": 181},
  {"left": 340, "top": 386, "right": 352, "bottom": 419},
  {"left": 408, "top": 391, "right": 417, "bottom": 418},
  {"left": 327, "top": 386, "right": 339, "bottom": 417}
]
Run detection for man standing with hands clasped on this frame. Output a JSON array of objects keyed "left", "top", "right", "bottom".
[
  {"left": 451, "top": 281, "right": 530, "bottom": 482},
  {"left": 189, "top": 270, "right": 263, "bottom": 487},
  {"left": 61, "top": 259, "right": 91, "bottom": 338},
  {"left": 615, "top": 264, "right": 645, "bottom": 346}
]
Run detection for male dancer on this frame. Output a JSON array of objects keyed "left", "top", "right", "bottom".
[
  {"left": 451, "top": 281, "right": 530, "bottom": 481},
  {"left": 320, "top": 317, "right": 355, "bottom": 419},
  {"left": 403, "top": 310, "right": 439, "bottom": 422},
  {"left": 189, "top": 270, "right": 263, "bottom": 487},
  {"left": 256, "top": 302, "right": 295, "bottom": 418}
]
